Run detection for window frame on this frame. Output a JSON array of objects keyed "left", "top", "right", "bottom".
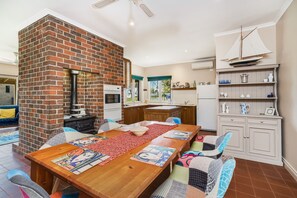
[{"left": 149, "top": 79, "right": 172, "bottom": 103}]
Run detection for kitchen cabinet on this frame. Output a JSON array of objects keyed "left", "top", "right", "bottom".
[
  {"left": 181, "top": 106, "right": 196, "bottom": 125},
  {"left": 217, "top": 64, "right": 282, "bottom": 166},
  {"left": 124, "top": 105, "right": 150, "bottom": 124},
  {"left": 124, "top": 105, "right": 196, "bottom": 125},
  {"left": 124, "top": 106, "right": 140, "bottom": 124},
  {"left": 220, "top": 122, "right": 245, "bottom": 154},
  {"left": 218, "top": 115, "right": 282, "bottom": 166},
  {"left": 144, "top": 106, "right": 182, "bottom": 122}
]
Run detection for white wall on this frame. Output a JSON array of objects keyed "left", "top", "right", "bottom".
[
  {"left": 131, "top": 64, "right": 145, "bottom": 77},
  {"left": 276, "top": 0, "right": 297, "bottom": 178},
  {"left": 215, "top": 24, "right": 277, "bottom": 70}
]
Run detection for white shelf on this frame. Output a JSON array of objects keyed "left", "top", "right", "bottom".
[
  {"left": 219, "top": 97, "right": 277, "bottom": 100},
  {"left": 219, "top": 82, "right": 276, "bottom": 86},
  {"left": 218, "top": 113, "right": 282, "bottom": 119}
]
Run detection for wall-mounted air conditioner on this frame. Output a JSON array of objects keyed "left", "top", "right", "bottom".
[{"left": 191, "top": 60, "right": 214, "bottom": 70}]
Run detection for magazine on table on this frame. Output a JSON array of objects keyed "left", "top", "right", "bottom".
[
  {"left": 69, "top": 135, "right": 107, "bottom": 147},
  {"left": 52, "top": 148, "right": 109, "bottom": 175},
  {"left": 163, "top": 130, "right": 192, "bottom": 140},
  {"left": 130, "top": 145, "right": 176, "bottom": 167}
]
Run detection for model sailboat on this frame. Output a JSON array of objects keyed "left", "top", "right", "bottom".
[{"left": 223, "top": 27, "right": 272, "bottom": 67}]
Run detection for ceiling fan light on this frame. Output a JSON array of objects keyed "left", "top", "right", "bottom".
[
  {"left": 92, "top": 0, "right": 118, "bottom": 8},
  {"left": 129, "top": 20, "right": 135, "bottom": 26},
  {"left": 139, "top": 4, "right": 154, "bottom": 17}
]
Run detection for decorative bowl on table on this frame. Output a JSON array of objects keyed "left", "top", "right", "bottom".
[{"left": 130, "top": 126, "right": 149, "bottom": 136}]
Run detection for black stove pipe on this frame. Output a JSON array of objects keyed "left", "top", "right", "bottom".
[{"left": 70, "top": 70, "right": 79, "bottom": 110}]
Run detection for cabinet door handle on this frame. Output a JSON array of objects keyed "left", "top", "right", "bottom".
[
  {"left": 260, "top": 121, "right": 264, "bottom": 123},
  {"left": 231, "top": 119, "right": 234, "bottom": 121},
  {"left": 246, "top": 137, "right": 250, "bottom": 139}
]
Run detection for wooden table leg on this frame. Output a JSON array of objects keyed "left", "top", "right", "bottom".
[{"left": 30, "top": 161, "right": 54, "bottom": 194}]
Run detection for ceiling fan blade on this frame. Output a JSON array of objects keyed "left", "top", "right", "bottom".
[
  {"left": 92, "top": 0, "right": 118, "bottom": 8},
  {"left": 139, "top": 3, "right": 154, "bottom": 17}
]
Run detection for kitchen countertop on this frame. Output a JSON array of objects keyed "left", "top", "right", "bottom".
[
  {"left": 124, "top": 103, "right": 196, "bottom": 108},
  {"left": 145, "top": 106, "right": 181, "bottom": 110}
]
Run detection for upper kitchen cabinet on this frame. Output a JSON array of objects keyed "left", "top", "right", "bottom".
[{"left": 123, "top": 58, "right": 132, "bottom": 88}]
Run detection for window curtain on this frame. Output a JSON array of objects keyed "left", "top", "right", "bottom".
[
  {"left": 132, "top": 75, "right": 144, "bottom": 81},
  {"left": 147, "top": 76, "right": 172, "bottom": 81}
]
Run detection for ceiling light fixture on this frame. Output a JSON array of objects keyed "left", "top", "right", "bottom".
[
  {"left": 129, "top": 20, "right": 135, "bottom": 26},
  {"left": 128, "top": 1, "right": 136, "bottom": 27},
  {"left": 184, "top": 49, "right": 188, "bottom": 53}
]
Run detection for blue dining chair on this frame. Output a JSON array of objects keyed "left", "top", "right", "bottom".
[
  {"left": 7, "top": 169, "right": 79, "bottom": 198},
  {"left": 166, "top": 117, "right": 182, "bottom": 124}
]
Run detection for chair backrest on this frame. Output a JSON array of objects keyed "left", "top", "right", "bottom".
[
  {"left": 39, "top": 127, "right": 90, "bottom": 150},
  {"left": 188, "top": 132, "right": 232, "bottom": 158},
  {"left": 7, "top": 169, "right": 50, "bottom": 198},
  {"left": 166, "top": 117, "right": 181, "bottom": 124},
  {"left": 98, "top": 119, "right": 122, "bottom": 133},
  {"left": 151, "top": 156, "right": 236, "bottom": 198}
]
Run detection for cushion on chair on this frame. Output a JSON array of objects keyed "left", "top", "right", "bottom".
[
  {"left": 0, "top": 108, "right": 16, "bottom": 119},
  {"left": 151, "top": 156, "right": 236, "bottom": 198},
  {"left": 63, "top": 127, "right": 78, "bottom": 132}
]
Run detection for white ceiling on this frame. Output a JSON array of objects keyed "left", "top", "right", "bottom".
[{"left": 0, "top": 0, "right": 292, "bottom": 67}]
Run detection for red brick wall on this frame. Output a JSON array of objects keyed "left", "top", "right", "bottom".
[{"left": 15, "top": 15, "right": 124, "bottom": 155}]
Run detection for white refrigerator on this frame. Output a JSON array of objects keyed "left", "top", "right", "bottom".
[{"left": 197, "top": 85, "right": 217, "bottom": 131}]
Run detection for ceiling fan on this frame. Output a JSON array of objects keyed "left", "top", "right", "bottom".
[{"left": 92, "top": 0, "right": 154, "bottom": 17}]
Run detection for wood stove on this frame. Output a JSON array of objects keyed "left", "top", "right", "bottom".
[{"left": 64, "top": 69, "right": 96, "bottom": 134}]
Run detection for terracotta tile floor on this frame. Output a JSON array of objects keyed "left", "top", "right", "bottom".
[
  {"left": 225, "top": 158, "right": 297, "bottom": 198},
  {"left": 0, "top": 140, "right": 297, "bottom": 197}
]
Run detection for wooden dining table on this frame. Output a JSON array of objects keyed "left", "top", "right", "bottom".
[{"left": 25, "top": 123, "right": 200, "bottom": 198}]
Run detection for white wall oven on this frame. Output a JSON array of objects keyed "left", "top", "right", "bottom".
[{"left": 104, "top": 84, "right": 122, "bottom": 121}]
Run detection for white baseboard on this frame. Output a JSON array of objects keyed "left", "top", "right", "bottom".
[{"left": 283, "top": 157, "right": 297, "bottom": 182}]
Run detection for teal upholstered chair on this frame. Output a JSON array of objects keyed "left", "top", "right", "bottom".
[
  {"left": 7, "top": 169, "right": 79, "bottom": 198},
  {"left": 151, "top": 156, "right": 236, "bottom": 198},
  {"left": 166, "top": 117, "right": 182, "bottom": 124}
]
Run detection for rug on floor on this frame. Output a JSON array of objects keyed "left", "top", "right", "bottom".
[{"left": 0, "top": 130, "right": 19, "bottom": 146}]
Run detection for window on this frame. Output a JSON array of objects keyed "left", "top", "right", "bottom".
[
  {"left": 148, "top": 76, "right": 172, "bottom": 102},
  {"left": 134, "top": 80, "right": 140, "bottom": 101},
  {"left": 125, "top": 75, "right": 143, "bottom": 103},
  {"left": 5, "top": 85, "right": 10, "bottom": 93}
]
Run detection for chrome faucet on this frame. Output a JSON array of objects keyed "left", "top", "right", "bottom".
[{"left": 184, "top": 100, "right": 190, "bottom": 105}]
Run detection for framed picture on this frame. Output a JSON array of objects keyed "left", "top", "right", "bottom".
[{"left": 265, "top": 108, "right": 275, "bottom": 116}]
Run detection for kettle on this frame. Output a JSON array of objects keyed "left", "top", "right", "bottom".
[{"left": 240, "top": 103, "right": 250, "bottom": 115}]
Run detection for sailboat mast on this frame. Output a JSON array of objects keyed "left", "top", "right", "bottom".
[{"left": 239, "top": 26, "right": 243, "bottom": 60}]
